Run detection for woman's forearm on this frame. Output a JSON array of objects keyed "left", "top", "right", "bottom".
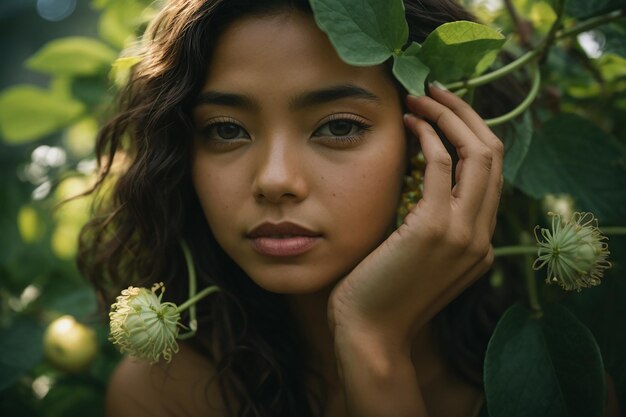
[{"left": 334, "top": 327, "right": 429, "bottom": 417}]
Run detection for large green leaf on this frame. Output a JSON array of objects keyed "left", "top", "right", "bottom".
[
  {"left": 418, "top": 21, "right": 505, "bottom": 83},
  {"left": 26, "top": 37, "right": 117, "bottom": 77},
  {"left": 598, "top": 22, "right": 626, "bottom": 60},
  {"left": 514, "top": 113, "right": 626, "bottom": 225},
  {"left": 565, "top": 0, "right": 624, "bottom": 19},
  {"left": 501, "top": 111, "right": 533, "bottom": 183},
  {"left": 309, "top": 0, "right": 408, "bottom": 65},
  {"left": 564, "top": 238, "right": 626, "bottom": 409},
  {"left": 0, "top": 317, "right": 44, "bottom": 390},
  {"left": 0, "top": 86, "right": 85, "bottom": 144},
  {"left": 484, "top": 303, "right": 605, "bottom": 417},
  {"left": 392, "top": 46, "right": 430, "bottom": 96}
]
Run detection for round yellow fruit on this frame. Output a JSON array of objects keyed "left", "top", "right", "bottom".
[{"left": 43, "top": 315, "right": 98, "bottom": 373}]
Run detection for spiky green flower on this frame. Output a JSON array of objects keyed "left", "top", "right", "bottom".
[
  {"left": 109, "top": 282, "right": 181, "bottom": 363},
  {"left": 533, "top": 212, "right": 611, "bottom": 292}
]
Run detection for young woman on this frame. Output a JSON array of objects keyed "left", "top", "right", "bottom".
[{"left": 79, "top": 0, "right": 509, "bottom": 416}]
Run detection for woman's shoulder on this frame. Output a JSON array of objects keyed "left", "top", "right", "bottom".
[{"left": 105, "top": 342, "right": 228, "bottom": 417}]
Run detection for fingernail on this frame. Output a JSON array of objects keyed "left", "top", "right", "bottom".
[
  {"left": 430, "top": 81, "right": 449, "bottom": 91},
  {"left": 403, "top": 113, "right": 417, "bottom": 122}
]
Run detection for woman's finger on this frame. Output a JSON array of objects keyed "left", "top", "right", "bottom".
[
  {"left": 406, "top": 95, "right": 492, "bottom": 221},
  {"left": 403, "top": 114, "right": 452, "bottom": 210},
  {"left": 427, "top": 85, "right": 504, "bottom": 235}
]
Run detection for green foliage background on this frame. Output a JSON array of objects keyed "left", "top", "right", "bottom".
[{"left": 0, "top": 0, "right": 624, "bottom": 416}]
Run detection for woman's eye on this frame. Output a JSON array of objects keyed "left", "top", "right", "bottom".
[
  {"left": 199, "top": 122, "right": 249, "bottom": 141},
  {"left": 315, "top": 120, "right": 361, "bottom": 137},
  {"left": 312, "top": 117, "right": 371, "bottom": 147}
]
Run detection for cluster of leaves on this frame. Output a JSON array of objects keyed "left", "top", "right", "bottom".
[{"left": 0, "top": 0, "right": 624, "bottom": 416}]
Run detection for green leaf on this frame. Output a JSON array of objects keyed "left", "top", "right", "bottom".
[
  {"left": 565, "top": 0, "right": 624, "bottom": 19},
  {"left": 392, "top": 54, "right": 429, "bottom": 96},
  {"left": 418, "top": 21, "right": 505, "bottom": 83},
  {"left": 26, "top": 37, "right": 117, "bottom": 77},
  {"left": 0, "top": 86, "right": 85, "bottom": 144},
  {"left": 98, "top": 1, "right": 147, "bottom": 49},
  {"left": 71, "top": 76, "right": 110, "bottom": 108},
  {"left": 599, "top": 22, "right": 626, "bottom": 59},
  {"left": 484, "top": 303, "right": 606, "bottom": 417},
  {"left": 501, "top": 111, "right": 533, "bottom": 183},
  {"left": 45, "top": 287, "right": 98, "bottom": 320},
  {"left": 309, "top": 0, "right": 408, "bottom": 65},
  {"left": 563, "top": 242, "right": 626, "bottom": 409},
  {"left": 110, "top": 56, "right": 143, "bottom": 87},
  {"left": 0, "top": 317, "right": 44, "bottom": 390},
  {"left": 515, "top": 113, "right": 626, "bottom": 225}
]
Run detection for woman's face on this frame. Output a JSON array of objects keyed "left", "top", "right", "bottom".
[{"left": 191, "top": 11, "right": 407, "bottom": 294}]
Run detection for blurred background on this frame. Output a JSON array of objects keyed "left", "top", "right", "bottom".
[
  {"left": 0, "top": 1, "right": 149, "bottom": 415},
  {"left": 0, "top": 0, "right": 624, "bottom": 416}
]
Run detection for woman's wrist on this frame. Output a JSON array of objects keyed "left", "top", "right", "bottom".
[
  {"left": 333, "top": 326, "right": 428, "bottom": 417},
  {"left": 333, "top": 321, "right": 413, "bottom": 367}
]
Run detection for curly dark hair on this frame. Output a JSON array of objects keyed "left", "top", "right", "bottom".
[{"left": 78, "top": 0, "right": 523, "bottom": 415}]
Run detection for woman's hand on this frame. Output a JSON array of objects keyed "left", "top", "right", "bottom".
[
  {"left": 328, "top": 84, "right": 504, "bottom": 348},
  {"left": 327, "top": 85, "right": 503, "bottom": 417}
]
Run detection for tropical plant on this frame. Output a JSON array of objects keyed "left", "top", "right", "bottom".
[{"left": 0, "top": 0, "right": 624, "bottom": 416}]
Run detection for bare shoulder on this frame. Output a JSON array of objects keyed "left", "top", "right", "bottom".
[{"left": 105, "top": 342, "right": 228, "bottom": 417}]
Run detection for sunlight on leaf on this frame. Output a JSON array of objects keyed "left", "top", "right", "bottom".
[
  {"left": 26, "top": 37, "right": 117, "bottom": 77},
  {"left": 0, "top": 86, "right": 84, "bottom": 143},
  {"left": 418, "top": 21, "right": 505, "bottom": 83},
  {"left": 18, "top": 206, "right": 45, "bottom": 243}
]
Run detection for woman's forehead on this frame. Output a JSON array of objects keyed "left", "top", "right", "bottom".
[{"left": 201, "top": 10, "right": 396, "bottom": 103}]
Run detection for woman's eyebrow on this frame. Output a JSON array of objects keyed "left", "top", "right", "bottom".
[
  {"left": 194, "top": 91, "right": 256, "bottom": 110},
  {"left": 194, "top": 84, "right": 381, "bottom": 110},
  {"left": 289, "top": 84, "right": 382, "bottom": 109}
]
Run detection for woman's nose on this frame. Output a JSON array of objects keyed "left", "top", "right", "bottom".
[{"left": 251, "top": 139, "right": 308, "bottom": 204}]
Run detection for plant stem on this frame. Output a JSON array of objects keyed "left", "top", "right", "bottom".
[
  {"left": 445, "top": 47, "right": 540, "bottom": 91},
  {"left": 525, "top": 260, "right": 543, "bottom": 319},
  {"left": 176, "top": 285, "right": 220, "bottom": 314},
  {"left": 493, "top": 245, "right": 538, "bottom": 257},
  {"left": 520, "top": 232, "right": 542, "bottom": 318},
  {"left": 556, "top": 9, "right": 624, "bottom": 40},
  {"left": 177, "top": 240, "right": 219, "bottom": 339},
  {"left": 445, "top": 9, "right": 625, "bottom": 92},
  {"left": 601, "top": 227, "right": 626, "bottom": 235},
  {"left": 485, "top": 63, "right": 540, "bottom": 126},
  {"left": 493, "top": 228, "right": 626, "bottom": 256}
]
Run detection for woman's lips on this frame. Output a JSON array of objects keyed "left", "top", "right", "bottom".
[
  {"left": 246, "top": 222, "right": 321, "bottom": 257},
  {"left": 249, "top": 236, "right": 320, "bottom": 257}
]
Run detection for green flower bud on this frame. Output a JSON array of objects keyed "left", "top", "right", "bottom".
[
  {"left": 541, "top": 193, "right": 575, "bottom": 222},
  {"left": 109, "top": 282, "right": 181, "bottom": 363},
  {"left": 533, "top": 212, "right": 611, "bottom": 292},
  {"left": 396, "top": 152, "right": 426, "bottom": 226}
]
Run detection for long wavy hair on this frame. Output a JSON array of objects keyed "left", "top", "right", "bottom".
[{"left": 78, "top": 0, "right": 522, "bottom": 415}]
